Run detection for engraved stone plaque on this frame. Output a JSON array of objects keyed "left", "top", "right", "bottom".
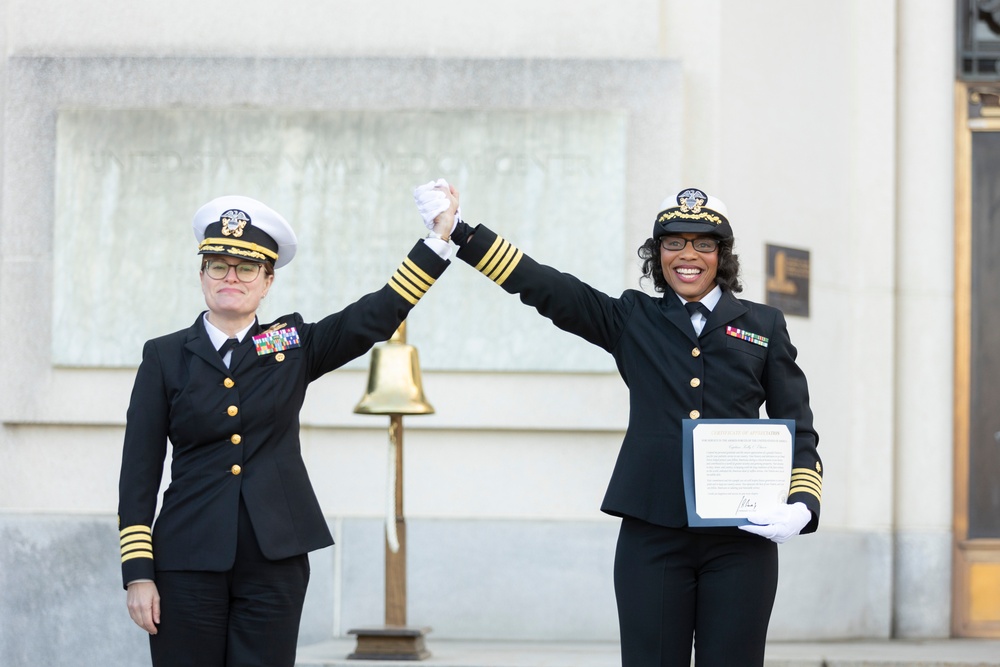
[{"left": 54, "top": 109, "right": 626, "bottom": 371}]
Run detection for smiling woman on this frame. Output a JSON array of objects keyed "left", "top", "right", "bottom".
[
  {"left": 657, "top": 232, "right": 720, "bottom": 301},
  {"left": 116, "top": 191, "right": 456, "bottom": 667},
  {"left": 200, "top": 256, "right": 274, "bottom": 331},
  {"left": 637, "top": 189, "right": 743, "bottom": 298},
  {"left": 412, "top": 180, "right": 822, "bottom": 667}
]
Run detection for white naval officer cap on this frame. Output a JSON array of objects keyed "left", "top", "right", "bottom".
[
  {"left": 652, "top": 187, "right": 733, "bottom": 240},
  {"left": 193, "top": 195, "right": 298, "bottom": 269}
]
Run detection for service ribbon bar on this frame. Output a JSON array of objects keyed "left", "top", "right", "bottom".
[
  {"left": 726, "top": 325, "right": 769, "bottom": 348},
  {"left": 253, "top": 326, "right": 301, "bottom": 356}
]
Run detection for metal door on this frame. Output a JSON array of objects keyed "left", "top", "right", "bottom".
[{"left": 954, "top": 83, "right": 1000, "bottom": 637}]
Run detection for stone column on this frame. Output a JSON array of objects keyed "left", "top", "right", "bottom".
[{"left": 894, "top": 0, "right": 956, "bottom": 638}]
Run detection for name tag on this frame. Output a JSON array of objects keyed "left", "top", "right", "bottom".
[
  {"left": 253, "top": 326, "right": 301, "bottom": 355},
  {"left": 726, "top": 326, "right": 769, "bottom": 348}
]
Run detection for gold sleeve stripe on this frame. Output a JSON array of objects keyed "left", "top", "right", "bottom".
[
  {"left": 789, "top": 467, "right": 823, "bottom": 501},
  {"left": 121, "top": 536, "right": 153, "bottom": 562},
  {"left": 475, "top": 236, "right": 523, "bottom": 286},
  {"left": 389, "top": 277, "right": 420, "bottom": 305},
  {"left": 494, "top": 250, "right": 523, "bottom": 285},
  {"left": 121, "top": 542, "right": 151, "bottom": 555},
  {"left": 121, "top": 537, "right": 151, "bottom": 551},
  {"left": 483, "top": 243, "right": 518, "bottom": 281},
  {"left": 401, "top": 258, "right": 435, "bottom": 287},
  {"left": 119, "top": 524, "right": 154, "bottom": 562},
  {"left": 475, "top": 237, "right": 507, "bottom": 272},
  {"left": 398, "top": 263, "right": 434, "bottom": 293},
  {"left": 389, "top": 272, "right": 423, "bottom": 305},
  {"left": 789, "top": 485, "right": 822, "bottom": 502},
  {"left": 388, "top": 258, "right": 436, "bottom": 305},
  {"left": 120, "top": 534, "right": 152, "bottom": 547},
  {"left": 791, "top": 468, "right": 822, "bottom": 484},
  {"left": 482, "top": 242, "right": 514, "bottom": 279}
]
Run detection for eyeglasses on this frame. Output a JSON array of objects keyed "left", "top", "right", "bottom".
[
  {"left": 660, "top": 236, "right": 719, "bottom": 253},
  {"left": 203, "top": 259, "right": 263, "bottom": 282}
]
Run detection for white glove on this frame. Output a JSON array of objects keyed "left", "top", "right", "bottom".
[
  {"left": 413, "top": 178, "right": 454, "bottom": 231},
  {"left": 738, "top": 502, "right": 811, "bottom": 544}
]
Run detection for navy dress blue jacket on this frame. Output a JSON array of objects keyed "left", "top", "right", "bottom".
[
  {"left": 455, "top": 225, "right": 822, "bottom": 532},
  {"left": 118, "top": 241, "right": 449, "bottom": 586}
]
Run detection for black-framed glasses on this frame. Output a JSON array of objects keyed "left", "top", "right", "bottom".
[
  {"left": 660, "top": 236, "right": 719, "bottom": 253},
  {"left": 203, "top": 259, "right": 263, "bottom": 282}
]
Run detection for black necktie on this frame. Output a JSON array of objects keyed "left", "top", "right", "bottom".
[
  {"left": 684, "top": 301, "right": 710, "bottom": 337},
  {"left": 218, "top": 338, "right": 239, "bottom": 358},
  {"left": 684, "top": 301, "right": 710, "bottom": 318}
]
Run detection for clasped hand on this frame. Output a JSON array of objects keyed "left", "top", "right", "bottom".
[
  {"left": 413, "top": 178, "right": 459, "bottom": 235},
  {"left": 738, "top": 502, "right": 811, "bottom": 544}
]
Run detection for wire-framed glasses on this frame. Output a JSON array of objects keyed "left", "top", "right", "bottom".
[{"left": 203, "top": 259, "right": 263, "bottom": 282}]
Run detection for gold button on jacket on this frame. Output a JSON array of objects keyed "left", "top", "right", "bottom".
[{"left": 231, "top": 465, "right": 242, "bottom": 476}]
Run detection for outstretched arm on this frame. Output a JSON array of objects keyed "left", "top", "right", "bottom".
[{"left": 413, "top": 178, "right": 629, "bottom": 352}]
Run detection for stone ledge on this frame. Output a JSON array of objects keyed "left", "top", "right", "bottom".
[{"left": 297, "top": 638, "right": 1000, "bottom": 667}]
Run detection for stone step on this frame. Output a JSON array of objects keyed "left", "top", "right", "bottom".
[{"left": 296, "top": 638, "right": 1000, "bottom": 667}]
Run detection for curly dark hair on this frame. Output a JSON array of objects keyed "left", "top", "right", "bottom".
[{"left": 637, "top": 237, "right": 743, "bottom": 294}]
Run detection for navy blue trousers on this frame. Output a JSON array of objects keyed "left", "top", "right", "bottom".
[
  {"left": 149, "top": 498, "right": 310, "bottom": 667},
  {"left": 614, "top": 517, "right": 778, "bottom": 667}
]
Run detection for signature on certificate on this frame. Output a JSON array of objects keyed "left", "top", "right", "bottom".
[{"left": 737, "top": 496, "right": 758, "bottom": 513}]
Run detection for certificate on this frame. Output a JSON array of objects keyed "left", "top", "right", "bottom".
[{"left": 681, "top": 419, "right": 794, "bottom": 527}]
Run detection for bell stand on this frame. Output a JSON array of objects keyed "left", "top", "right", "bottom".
[{"left": 347, "top": 321, "right": 433, "bottom": 661}]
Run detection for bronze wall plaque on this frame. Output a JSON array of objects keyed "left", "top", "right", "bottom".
[{"left": 765, "top": 244, "right": 810, "bottom": 317}]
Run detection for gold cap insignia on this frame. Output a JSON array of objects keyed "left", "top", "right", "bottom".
[
  {"left": 220, "top": 209, "right": 250, "bottom": 238},
  {"left": 677, "top": 188, "right": 707, "bottom": 215}
]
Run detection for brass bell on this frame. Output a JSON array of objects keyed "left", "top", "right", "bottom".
[{"left": 354, "top": 321, "right": 435, "bottom": 416}]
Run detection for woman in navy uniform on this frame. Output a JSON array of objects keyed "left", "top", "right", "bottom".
[
  {"left": 414, "top": 182, "right": 822, "bottom": 667},
  {"left": 118, "top": 192, "right": 456, "bottom": 666}
]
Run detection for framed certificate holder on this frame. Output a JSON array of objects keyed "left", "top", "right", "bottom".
[{"left": 681, "top": 419, "right": 795, "bottom": 527}]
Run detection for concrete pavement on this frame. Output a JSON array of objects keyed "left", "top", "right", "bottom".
[{"left": 296, "top": 637, "right": 1000, "bottom": 667}]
